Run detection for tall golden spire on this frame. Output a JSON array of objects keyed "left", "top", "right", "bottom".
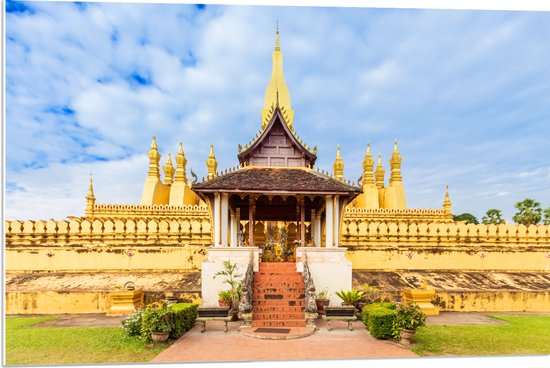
[
  {"left": 375, "top": 153, "right": 385, "bottom": 189},
  {"left": 362, "top": 142, "right": 375, "bottom": 186},
  {"left": 147, "top": 136, "right": 161, "bottom": 179},
  {"left": 333, "top": 145, "right": 345, "bottom": 181},
  {"left": 163, "top": 153, "right": 175, "bottom": 185},
  {"left": 389, "top": 138, "right": 403, "bottom": 184},
  {"left": 85, "top": 173, "right": 95, "bottom": 217},
  {"left": 443, "top": 185, "right": 452, "bottom": 216},
  {"left": 261, "top": 23, "right": 294, "bottom": 129},
  {"left": 174, "top": 142, "right": 188, "bottom": 184},
  {"left": 206, "top": 144, "right": 218, "bottom": 179}
]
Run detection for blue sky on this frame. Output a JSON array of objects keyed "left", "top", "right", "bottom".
[{"left": 5, "top": 1, "right": 550, "bottom": 221}]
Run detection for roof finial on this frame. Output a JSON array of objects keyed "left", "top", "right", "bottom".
[
  {"left": 87, "top": 173, "right": 95, "bottom": 198},
  {"left": 275, "top": 21, "right": 280, "bottom": 51},
  {"left": 394, "top": 138, "right": 398, "bottom": 152},
  {"left": 85, "top": 173, "right": 96, "bottom": 217},
  {"left": 443, "top": 184, "right": 452, "bottom": 216},
  {"left": 367, "top": 142, "right": 371, "bottom": 155}
]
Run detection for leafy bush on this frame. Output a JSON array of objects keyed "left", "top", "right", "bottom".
[
  {"left": 217, "top": 290, "right": 232, "bottom": 302},
  {"left": 169, "top": 303, "right": 198, "bottom": 339},
  {"left": 368, "top": 308, "right": 397, "bottom": 340},
  {"left": 121, "top": 309, "right": 143, "bottom": 337},
  {"left": 315, "top": 290, "right": 330, "bottom": 301},
  {"left": 334, "top": 289, "right": 365, "bottom": 308},
  {"left": 361, "top": 302, "right": 396, "bottom": 331},
  {"left": 394, "top": 302, "right": 427, "bottom": 331},
  {"left": 140, "top": 302, "right": 172, "bottom": 340}
]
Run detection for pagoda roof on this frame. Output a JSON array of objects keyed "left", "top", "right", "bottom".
[
  {"left": 192, "top": 166, "right": 361, "bottom": 197},
  {"left": 237, "top": 106, "right": 317, "bottom": 167}
]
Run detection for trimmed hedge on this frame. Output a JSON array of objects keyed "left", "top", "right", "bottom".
[
  {"left": 361, "top": 302, "right": 396, "bottom": 331},
  {"left": 169, "top": 303, "right": 198, "bottom": 339},
  {"left": 367, "top": 308, "right": 397, "bottom": 340}
]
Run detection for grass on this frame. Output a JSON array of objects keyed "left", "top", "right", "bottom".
[
  {"left": 5, "top": 316, "right": 169, "bottom": 366},
  {"left": 412, "top": 315, "right": 550, "bottom": 356}
]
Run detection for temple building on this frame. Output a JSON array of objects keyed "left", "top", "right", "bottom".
[{"left": 5, "top": 27, "right": 550, "bottom": 318}]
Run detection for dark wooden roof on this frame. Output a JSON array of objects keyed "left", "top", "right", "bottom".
[
  {"left": 193, "top": 167, "right": 361, "bottom": 197},
  {"left": 237, "top": 107, "right": 317, "bottom": 167}
]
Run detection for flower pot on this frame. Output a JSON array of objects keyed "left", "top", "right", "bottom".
[
  {"left": 316, "top": 300, "right": 330, "bottom": 316},
  {"left": 218, "top": 300, "right": 232, "bottom": 308},
  {"left": 151, "top": 331, "right": 169, "bottom": 342},
  {"left": 399, "top": 328, "right": 415, "bottom": 346}
]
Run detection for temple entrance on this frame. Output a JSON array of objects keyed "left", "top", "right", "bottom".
[{"left": 229, "top": 194, "right": 326, "bottom": 261}]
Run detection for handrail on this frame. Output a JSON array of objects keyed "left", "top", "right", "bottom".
[
  {"left": 302, "top": 251, "right": 318, "bottom": 314},
  {"left": 238, "top": 251, "right": 254, "bottom": 315}
]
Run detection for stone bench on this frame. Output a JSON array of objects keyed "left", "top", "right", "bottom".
[
  {"left": 322, "top": 315, "right": 357, "bottom": 331},
  {"left": 322, "top": 306, "right": 357, "bottom": 331},
  {"left": 197, "top": 307, "right": 232, "bottom": 333}
]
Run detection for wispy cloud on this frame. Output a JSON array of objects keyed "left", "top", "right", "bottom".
[{"left": 5, "top": 2, "right": 550, "bottom": 221}]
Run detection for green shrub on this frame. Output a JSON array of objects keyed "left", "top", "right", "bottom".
[
  {"left": 169, "top": 303, "right": 198, "bottom": 339},
  {"left": 334, "top": 289, "right": 365, "bottom": 308},
  {"left": 394, "top": 302, "right": 427, "bottom": 331},
  {"left": 368, "top": 308, "right": 397, "bottom": 340},
  {"left": 140, "top": 302, "right": 172, "bottom": 340},
  {"left": 361, "top": 302, "right": 396, "bottom": 330},
  {"left": 121, "top": 309, "right": 144, "bottom": 337}
]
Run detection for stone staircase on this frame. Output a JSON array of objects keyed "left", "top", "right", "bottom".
[{"left": 252, "top": 262, "right": 306, "bottom": 328}]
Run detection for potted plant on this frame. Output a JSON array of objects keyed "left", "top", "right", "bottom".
[
  {"left": 141, "top": 302, "right": 172, "bottom": 342},
  {"left": 315, "top": 290, "right": 331, "bottom": 316},
  {"left": 394, "top": 302, "right": 427, "bottom": 346},
  {"left": 214, "top": 260, "right": 243, "bottom": 318},
  {"left": 217, "top": 290, "right": 232, "bottom": 308}
]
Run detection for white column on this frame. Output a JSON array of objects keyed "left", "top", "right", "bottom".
[
  {"left": 333, "top": 195, "right": 339, "bottom": 247},
  {"left": 325, "top": 195, "right": 333, "bottom": 248},
  {"left": 221, "top": 193, "right": 229, "bottom": 247},
  {"left": 213, "top": 193, "right": 221, "bottom": 247},
  {"left": 230, "top": 209, "right": 236, "bottom": 247},
  {"left": 236, "top": 208, "right": 241, "bottom": 246}
]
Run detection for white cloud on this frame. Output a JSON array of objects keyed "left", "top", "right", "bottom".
[{"left": 5, "top": 3, "right": 550, "bottom": 223}]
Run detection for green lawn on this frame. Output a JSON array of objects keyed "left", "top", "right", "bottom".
[
  {"left": 5, "top": 316, "right": 168, "bottom": 366},
  {"left": 412, "top": 315, "right": 550, "bottom": 356}
]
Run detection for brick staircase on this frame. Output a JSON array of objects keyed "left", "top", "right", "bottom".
[{"left": 252, "top": 262, "right": 306, "bottom": 328}]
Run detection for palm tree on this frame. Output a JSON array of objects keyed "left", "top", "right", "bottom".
[{"left": 512, "top": 199, "right": 542, "bottom": 225}]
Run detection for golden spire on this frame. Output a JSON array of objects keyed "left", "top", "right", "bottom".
[
  {"left": 275, "top": 21, "right": 280, "bottom": 51},
  {"left": 174, "top": 142, "right": 188, "bottom": 184},
  {"left": 85, "top": 173, "right": 95, "bottom": 217},
  {"left": 362, "top": 142, "right": 375, "bottom": 186},
  {"left": 333, "top": 145, "right": 345, "bottom": 181},
  {"left": 389, "top": 138, "right": 403, "bottom": 184},
  {"left": 206, "top": 144, "right": 218, "bottom": 179},
  {"left": 163, "top": 153, "right": 175, "bottom": 185},
  {"left": 443, "top": 184, "right": 452, "bottom": 216},
  {"left": 375, "top": 153, "right": 385, "bottom": 189},
  {"left": 147, "top": 136, "right": 161, "bottom": 179},
  {"left": 261, "top": 23, "right": 294, "bottom": 129}
]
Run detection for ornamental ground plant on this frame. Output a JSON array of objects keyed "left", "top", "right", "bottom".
[{"left": 394, "top": 302, "right": 427, "bottom": 331}]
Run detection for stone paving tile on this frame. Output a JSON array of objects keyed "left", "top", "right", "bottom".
[{"left": 151, "top": 319, "right": 417, "bottom": 363}]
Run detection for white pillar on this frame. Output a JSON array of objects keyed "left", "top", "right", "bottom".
[
  {"left": 213, "top": 193, "right": 221, "bottom": 247},
  {"left": 230, "top": 209, "right": 236, "bottom": 247},
  {"left": 221, "top": 193, "right": 229, "bottom": 247},
  {"left": 333, "top": 195, "right": 339, "bottom": 247},
  {"left": 325, "top": 195, "right": 333, "bottom": 248}
]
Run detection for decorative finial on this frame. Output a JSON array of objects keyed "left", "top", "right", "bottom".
[
  {"left": 275, "top": 21, "right": 280, "bottom": 51},
  {"left": 375, "top": 153, "right": 385, "bottom": 189},
  {"left": 206, "top": 144, "right": 218, "bottom": 179},
  {"left": 378, "top": 153, "right": 382, "bottom": 165},
  {"left": 394, "top": 138, "right": 398, "bottom": 152},
  {"left": 362, "top": 142, "right": 375, "bottom": 186},
  {"left": 163, "top": 153, "right": 175, "bottom": 185},
  {"left": 85, "top": 173, "right": 96, "bottom": 217},
  {"left": 87, "top": 173, "right": 95, "bottom": 198},
  {"left": 151, "top": 136, "right": 157, "bottom": 149},
  {"left": 333, "top": 145, "right": 345, "bottom": 181}
]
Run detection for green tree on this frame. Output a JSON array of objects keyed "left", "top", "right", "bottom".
[
  {"left": 512, "top": 198, "right": 542, "bottom": 225},
  {"left": 543, "top": 207, "right": 550, "bottom": 225},
  {"left": 481, "top": 209, "right": 505, "bottom": 225},
  {"left": 453, "top": 213, "right": 479, "bottom": 224}
]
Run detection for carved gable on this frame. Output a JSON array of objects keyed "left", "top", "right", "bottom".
[{"left": 238, "top": 108, "right": 316, "bottom": 168}]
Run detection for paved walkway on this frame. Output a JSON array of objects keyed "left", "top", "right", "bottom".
[{"left": 151, "top": 319, "right": 417, "bottom": 363}]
